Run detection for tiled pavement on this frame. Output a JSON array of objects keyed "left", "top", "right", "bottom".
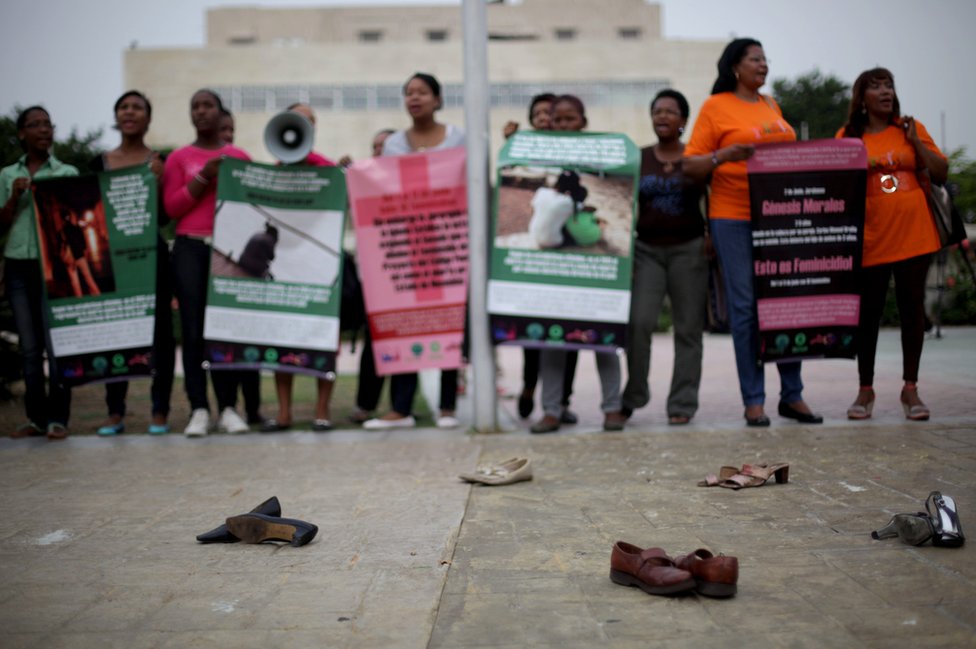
[{"left": 1, "top": 328, "right": 973, "bottom": 648}]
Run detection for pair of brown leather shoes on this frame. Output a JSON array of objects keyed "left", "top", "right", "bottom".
[
  {"left": 196, "top": 496, "right": 318, "bottom": 547},
  {"left": 610, "top": 542, "right": 738, "bottom": 597}
]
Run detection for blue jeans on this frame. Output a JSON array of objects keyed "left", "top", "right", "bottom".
[
  {"left": 709, "top": 219, "right": 803, "bottom": 407},
  {"left": 5, "top": 258, "right": 70, "bottom": 426}
]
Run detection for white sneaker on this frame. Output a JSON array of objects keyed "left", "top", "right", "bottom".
[
  {"left": 218, "top": 407, "right": 250, "bottom": 434},
  {"left": 363, "top": 415, "right": 416, "bottom": 430},
  {"left": 436, "top": 415, "right": 460, "bottom": 429},
  {"left": 184, "top": 409, "right": 210, "bottom": 437}
]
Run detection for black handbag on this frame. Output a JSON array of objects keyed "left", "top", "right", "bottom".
[{"left": 924, "top": 179, "right": 967, "bottom": 249}]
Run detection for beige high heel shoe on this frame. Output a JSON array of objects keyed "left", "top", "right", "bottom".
[
  {"left": 901, "top": 385, "right": 930, "bottom": 421},
  {"left": 847, "top": 387, "right": 875, "bottom": 420},
  {"left": 698, "top": 462, "right": 789, "bottom": 489}
]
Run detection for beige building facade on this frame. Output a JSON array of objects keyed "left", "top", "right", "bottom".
[{"left": 125, "top": 0, "right": 725, "bottom": 162}]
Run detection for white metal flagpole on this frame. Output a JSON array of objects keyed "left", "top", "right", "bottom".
[{"left": 461, "top": 0, "right": 497, "bottom": 432}]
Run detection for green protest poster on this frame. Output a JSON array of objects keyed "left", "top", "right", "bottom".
[
  {"left": 205, "top": 159, "right": 347, "bottom": 378},
  {"left": 487, "top": 131, "right": 640, "bottom": 352},
  {"left": 31, "top": 167, "right": 158, "bottom": 386}
]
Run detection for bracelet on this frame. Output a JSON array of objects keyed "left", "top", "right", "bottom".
[
  {"left": 711, "top": 151, "right": 720, "bottom": 167},
  {"left": 194, "top": 173, "right": 210, "bottom": 185}
]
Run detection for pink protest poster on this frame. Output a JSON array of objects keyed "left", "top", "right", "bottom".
[{"left": 347, "top": 147, "right": 468, "bottom": 375}]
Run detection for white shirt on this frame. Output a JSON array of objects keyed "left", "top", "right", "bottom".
[
  {"left": 382, "top": 124, "right": 465, "bottom": 156},
  {"left": 528, "top": 187, "right": 574, "bottom": 248}
]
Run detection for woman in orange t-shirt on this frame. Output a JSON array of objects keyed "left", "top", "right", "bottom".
[
  {"left": 837, "top": 68, "right": 946, "bottom": 421},
  {"left": 684, "top": 38, "right": 821, "bottom": 427}
]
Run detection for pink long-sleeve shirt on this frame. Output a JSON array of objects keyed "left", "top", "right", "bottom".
[{"left": 162, "top": 143, "right": 250, "bottom": 236}]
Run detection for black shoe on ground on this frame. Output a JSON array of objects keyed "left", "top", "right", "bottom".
[{"left": 196, "top": 496, "right": 282, "bottom": 543}]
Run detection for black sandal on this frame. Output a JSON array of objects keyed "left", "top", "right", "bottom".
[{"left": 260, "top": 419, "right": 291, "bottom": 433}]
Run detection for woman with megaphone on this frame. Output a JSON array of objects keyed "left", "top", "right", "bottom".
[
  {"left": 262, "top": 102, "right": 342, "bottom": 432},
  {"left": 163, "top": 89, "right": 251, "bottom": 437}
]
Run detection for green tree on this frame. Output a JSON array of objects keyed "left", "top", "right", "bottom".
[
  {"left": 772, "top": 69, "right": 850, "bottom": 140},
  {"left": 948, "top": 148, "right": 976, "bottom": 223}
]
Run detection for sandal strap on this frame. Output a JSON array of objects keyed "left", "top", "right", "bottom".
[
  {"left": 739, "top": 464, "right": 772, "bottom": 478},
  {"left": 639, "top": 547, "right": 676, "bottom": 566},
  {"left": 698, "top": 465, "right": 744, "bottom": 487},
  {"left": 720, "top": 473, "right": 756, "bottom": 488}
]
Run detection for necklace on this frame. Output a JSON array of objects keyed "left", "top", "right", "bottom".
[{"left": 652, "top": 144, "right": 682, "bottom": 174}]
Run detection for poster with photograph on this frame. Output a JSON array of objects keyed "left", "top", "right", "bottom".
[
  {"left": 346, "top": 146, "right": 468, "bottom": 376},
  {"left": 31, "top": 167, "right": 157, "bottom": 386},
  {"left": 487, "top": 131, "right": 640, "bottom": 353},
  {"left": 205, "top": 159, "right": 346, "bottom": 377},
  {"left": 747, "top": 138, "right": 867, "bottom": 362}
]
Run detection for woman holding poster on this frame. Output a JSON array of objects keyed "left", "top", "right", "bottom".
[
  {"left": 684, "top": 38, "right": 822, "bottom": 427},
  {"left": 163, "top": 89, "right": 251, "bottom": 437},
  {"left": 531, "top": 95, "right": 627, "bottom": 434},
  {"left": 0, "top": 106, "right": 78, "bottom": 440},
  {"left": 838, "top": 68, "right": 947, "bottom": 421},
  {"left": 265, "top": 102, "right": 341, "bottom": 433},
  {"left": 90, "top": 90, "right": 175, "bottom": 436},
  {"left": 363, "top": 72, "right": 466, "bottom": 430}
]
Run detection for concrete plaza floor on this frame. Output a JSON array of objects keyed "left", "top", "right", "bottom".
[{"left": 1, "top": 327, "right": 974, "bottom": 648}]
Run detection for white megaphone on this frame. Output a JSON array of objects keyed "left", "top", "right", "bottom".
[{"left": 264, "top": 111, "right": 314, "bottom": 163}]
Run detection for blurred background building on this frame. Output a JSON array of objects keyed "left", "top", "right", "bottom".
[{"left": 125, "top": 0, "right": 724, "bottom": 161}]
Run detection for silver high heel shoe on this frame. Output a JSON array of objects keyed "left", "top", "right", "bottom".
[{"left": 926, "top": 491, "right": 965, "bottom": 547}]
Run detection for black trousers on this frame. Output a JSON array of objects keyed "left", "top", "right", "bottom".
[{"left": 856, "top": 253, "right": 932, "bottom": 386}]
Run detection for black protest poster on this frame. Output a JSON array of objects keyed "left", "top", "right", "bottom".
[{"left": 747, "top": 139, "right": 867, "bottom": 362}]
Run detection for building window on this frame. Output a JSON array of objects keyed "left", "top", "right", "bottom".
[
  {"left": 342, "top": 86, "right": 369, "bottom": 111},
  {"left": 215, "top": 79, "right": 671, "bottom": 115},
  {"left": 228, "top": 35, "right": 256, "bottom": 45},
  {"left": 488, "top": 32, "right": 539, "bottom": 41},
  {"left": 358, "top": 30, "right": 383, "bottom": 43},
  {"left": 376, "top": 85, "right": 402, "bottom": 110},
  {"left": 240, "top": 87, "right": 270, "bottom": 112},
  {"left": 618, "top": 27, "right": 641, "bottom": 39},
  {"left": 307, "top": 87, "right": 335, "bottom": 111},
  {"left": 554, "top": 28, "right": 576, "bottom": 41},
  {"left": 273, "top": 86, "right": 303, "bottom": 111},
  {"left": 426, "top": 29, "right": 448, "bottom": 42}
]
